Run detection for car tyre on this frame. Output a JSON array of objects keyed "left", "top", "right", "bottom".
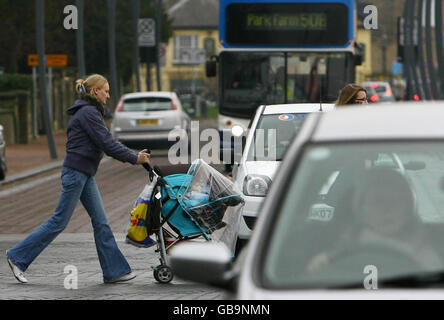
[{"left": 0, "top": 164, "right": 5, "bottom": 181}]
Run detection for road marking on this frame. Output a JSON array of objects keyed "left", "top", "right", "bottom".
[
  {"left": 0, "top": 172, "right": 61, "bottom": 199},
  {"left": 0, "top": 158, "right": 113, "bottom": 199}
]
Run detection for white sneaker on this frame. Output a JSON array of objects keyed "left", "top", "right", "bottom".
[
  {"left": 104, "top": 272, "right": 136, "bottom": 284},
  {"left": 6, "top": 251, "right": 28, "bottom": 283}
]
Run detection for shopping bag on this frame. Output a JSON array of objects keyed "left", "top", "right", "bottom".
[{"left": 126, "top": 177, "right": 157, "bottom": 247}]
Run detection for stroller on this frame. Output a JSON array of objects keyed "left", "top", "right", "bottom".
[{"left": 140, "top": 159, "right": 243, "bottom": 283}]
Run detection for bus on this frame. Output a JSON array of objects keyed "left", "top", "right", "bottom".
[{"left": 206, "top": 0, "right": 362, "bottom": 169}]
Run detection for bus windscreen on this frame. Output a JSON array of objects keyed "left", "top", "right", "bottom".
[{"left": 220, "top": 52, "right": 353, "bottom": 117}]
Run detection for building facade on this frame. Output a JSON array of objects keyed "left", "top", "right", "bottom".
[{"left": 142, "top": 0, "right": 219, "bottom": 100}]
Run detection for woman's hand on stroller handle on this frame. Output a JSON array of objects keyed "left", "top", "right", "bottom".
[
  {"left": 140, "top": 149, "right": 164, "bottom": 178},
  {"left": 136, "top": 149, "right": 151, "bottom": 164}
]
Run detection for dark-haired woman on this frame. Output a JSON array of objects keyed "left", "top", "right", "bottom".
[{"left": 335, "top": 83, "right": 368, "bottom": 106}]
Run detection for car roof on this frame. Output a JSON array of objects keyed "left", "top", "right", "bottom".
[
  {"left": 121, "top": 91, "right": 175, "bottom": 99},
  {"left": 311, "top": 102, "right": 444, "bottom": 141},
  {"left": 262, "top": 103, "right": 335, "bottom": 115}
]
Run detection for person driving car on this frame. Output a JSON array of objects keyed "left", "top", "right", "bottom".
[{"left": 307, "top": 167, "right": 443, "bottom": 275}]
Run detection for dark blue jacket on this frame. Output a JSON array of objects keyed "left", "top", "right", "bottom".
[{"left": 63, "top": 98, "right": 138, "bottom": 176}]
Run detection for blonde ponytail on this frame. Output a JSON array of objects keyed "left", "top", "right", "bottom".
[
  {"left": 75, "top": 79, "right": 86, "bottom": 95},
  {"left": 75, "top": 74, "right": 108, "bottom": 99}
]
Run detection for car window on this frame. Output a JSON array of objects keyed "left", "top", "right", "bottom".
[
  {"left": 247, "top": 113, "right": 308, "bottom": 161},
  {"left": 378, "top": 95, "right": 395, "bottom": 102},
  {"left": 375, "top": 86, "right": 387, "bottom": 93},
  {"left": 262, "top": 142, "right": 444, "bottom": 289},
  {"left": 123, "top": 97, "right": 173, "bottom": 112}
]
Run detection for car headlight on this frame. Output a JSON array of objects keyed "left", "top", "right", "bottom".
[
  {"left": 231, "top": 125, "right": 244, "bottom": 137},
  {"left": 243, "top": 174, "right": 272, "bottom": 197}
]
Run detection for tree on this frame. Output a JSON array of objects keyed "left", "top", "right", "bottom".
[{"left": 0, "top": 0, "right": 172, "bottom": 89}]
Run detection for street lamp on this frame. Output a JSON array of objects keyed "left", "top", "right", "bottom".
[
  {"left": 107, "top": 0, "right": 119, "bottom": 109},
  {"left": 76, "top": 0, "right": 86, "bottom": 78},
  {"left": 36, "top": 0, "right": 57, "bottom": 159},
  {"left": 381, "top": 33, "right": 388, "bottom": 78}
]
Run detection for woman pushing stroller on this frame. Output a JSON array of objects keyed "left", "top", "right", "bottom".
[{"left": 6, "top": 74, "right": 151, "bottom": 284}]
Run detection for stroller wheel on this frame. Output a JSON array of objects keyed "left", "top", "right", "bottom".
[{"left": 153, "top": 265, "right": 174, "bottom": 283}]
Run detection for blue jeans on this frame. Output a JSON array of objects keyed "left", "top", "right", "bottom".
[{"left": 7, "top": 167, "right": 131, "bottom": 282}]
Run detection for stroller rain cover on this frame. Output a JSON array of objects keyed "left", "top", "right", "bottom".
[{"left": 173, "top": 159, "right": 244, "bottom": 235}]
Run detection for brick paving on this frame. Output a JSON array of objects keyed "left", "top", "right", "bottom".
[
  {"left": 5, "top": 132, "right": 67, "bottom": 177},
  {"left": 1, "top": 233, "right": 228, "bottom": 300}
]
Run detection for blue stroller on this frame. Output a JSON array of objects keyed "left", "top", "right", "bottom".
[{"left": 142, "top": 159, "right": 243, "bottom": 283}]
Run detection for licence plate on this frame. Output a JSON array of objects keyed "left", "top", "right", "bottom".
[{"left": 138, "top": 119, "right": 158, "bottom": 125}]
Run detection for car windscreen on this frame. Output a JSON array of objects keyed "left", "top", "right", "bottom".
[
  {"left": 123, "top": 97, "right": 172, "bottom": 112},
  {"left": 247, "top": 113, "right": 308, "bottom": 161},
  {"left": 261, "top": 142, "right": 444, "bottom": 289}
]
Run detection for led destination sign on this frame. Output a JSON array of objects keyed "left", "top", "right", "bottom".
[
  {"left": 225, "top": 3, "right": 349, "bottom": 47},
  {"left": 246, "top": 12, "right": 327, "bottom": 30}
]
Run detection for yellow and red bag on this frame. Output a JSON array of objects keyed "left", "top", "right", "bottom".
[{"left": 126, "top": 181, "right": 156, "bottom": 247}]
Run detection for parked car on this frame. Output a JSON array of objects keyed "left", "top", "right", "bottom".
[
  {"left": 224, "top": 103, "right": 335, "bottom": 256},
  {"left": 361, "top": 81, "right": 396, "bottom": 104},
  {"left": 0, "top": 124, "right": 6, "bottom": 180},
  {"left": 170, "top": 102, "right": 444, "bottom": 299},
  {"left": 111, "top": 91, "right": 190, "bottom": 148}
]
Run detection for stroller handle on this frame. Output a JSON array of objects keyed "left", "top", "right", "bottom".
[
  {"left": 141, "top": 148, "right": 157, "bottom": 180},
  {"left": 142, "top": 161, "right": 165, "bottom": 178},
  {"left": 142, "top": 162, "right": 153, "bottom": 172}
]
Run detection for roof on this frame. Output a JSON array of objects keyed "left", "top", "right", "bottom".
[
  {"left": 122, "top": 91, "right": 175, "bottom": 99},
  {"left": 312, "top": 102, "right": 444, "bottom": 141},
  {"left": 263, "top": 103, "right": 335, "bottom": 115},
  {"left": 166, "top": 0, "right": 219, "bottom": 29}
]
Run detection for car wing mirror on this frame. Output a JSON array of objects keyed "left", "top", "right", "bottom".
[
  {"left": 354, "top": 54, "right": 363, "bottom": 66},
  {"left": 169, "top": 242, "right": 236, "bottom": 292},
  {"left": 206, "top": 57, "right": 218, "bottom": 77}
]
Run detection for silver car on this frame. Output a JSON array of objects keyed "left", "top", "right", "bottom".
[
  {"left": 0, "top": 124, "right": 6, "bottom": 181},
  {"left": 361, "top": 81, "right": 396, "bottom": 104},
  {"left": 225, "top": 103, "right": 335, "bottom": 255},
  {"left": 111, "top": 91, "right": 190, "bottom": 147},
  {"left": 170, "top": 102, "right": 444, "bottom": 299}
]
